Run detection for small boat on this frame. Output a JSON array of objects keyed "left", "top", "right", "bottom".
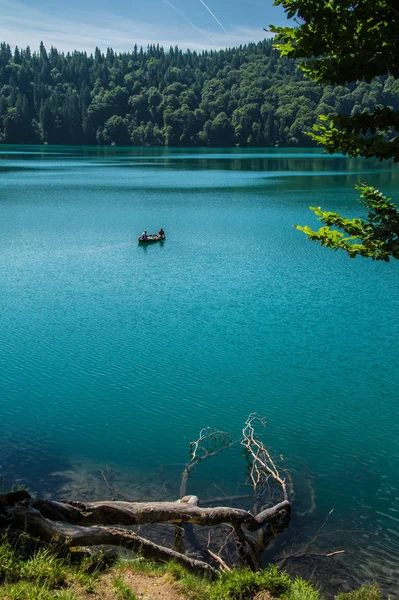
[{"left": 138, "top": 234, "right": 165, "bottom": 244}]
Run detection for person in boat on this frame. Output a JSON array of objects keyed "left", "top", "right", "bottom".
[
  {"left": 141, "top": 230, "right": 148, "bottom": 240},
  {"left": 158, "top": 228, "right": 165, "bottom": 239}
]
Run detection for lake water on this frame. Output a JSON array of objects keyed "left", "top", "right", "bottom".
[{"left": 1, "top": 146, "right": 398, "bottom": 596}]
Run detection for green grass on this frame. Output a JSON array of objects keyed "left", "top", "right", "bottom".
[
  {"left": 284, "top": 577, "right": 320, "bottom": 600},
  {"left": 0, "top": 580, "right": 80, "bottom": 600},
  {"left": 208, "top": 565, "right": 292, "bottom": 600},
  {"left": 0, "top": 532, "right": 386, "bottom": 600},
  {"left": 0, "top": 533, "right": 102, "bottom": 599},
  {"left": 335, "top": 584, "right": 383, "bottom": 600},
  {"left": 112, "top": 574, "right": 139, "bottom": 599},
  {"left": 114, "top": 559, "right": 209, "bottom": 600},
  {"left": 117, "top": 556, "right": 166, "bottom": 576},
  {"left": 21, "top": 547, "right": 69, "bottom": 586},
  {"left": 164, "top": 561, "right": 210, "bottom": 599},
  {"left": 0, "top": 535, "right": 22, "bottom": 582},
  {"left": 117, "top": 559, "right": 384, "bottom": 600}
]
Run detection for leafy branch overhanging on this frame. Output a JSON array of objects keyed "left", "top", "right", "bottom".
[{"left": 269, "top": 0, "right": 399, "bottom": 261}]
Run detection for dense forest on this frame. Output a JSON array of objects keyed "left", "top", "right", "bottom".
[{"left": 0, "top": 39, "right": 398, "bottom": 146}]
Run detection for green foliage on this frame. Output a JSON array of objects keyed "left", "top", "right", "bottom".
[
  {"left": 0, "top": 534, "right": 98, "bottom": 598},
  {"left": 208, "top": 565, "right": 292, "bottom": 599},
  {"left": 0, "top": 537, "right": 384, "bottom": 600},
  {"left": 309, "top": 107, "right": 399, "bottom": 162},
  {"left": 295, "top": 185, "right": 399, "bottom": 261},
  {"left": 335, "top": 584, "right": 382, "bottom": 600},
  {"left": 0, "top": 538, "right": 71, "bottom": 586},
  {"left": 284, "top": 577, "right": 320, "bottom": 600},
  {"left": 0, "top": 580, "right": 79, "bottom": 600},
  {"left": 20, "top": 547, "right": 68, "bottom": 586},
  {"left": 0, "top": 536, "right": 22, "bottom": 583},
  {"left": 269, "top": 1, "right": 399, "bottom": 85},
  {"left": 270, "top": 0, "right": 399, "bottom": 260},
  {"left": 0, "top": 40, "right": 395, "bottom": 148}
]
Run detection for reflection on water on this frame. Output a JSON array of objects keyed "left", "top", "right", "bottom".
[{"left": 0, "top": 144, "right": 397, "bottom": 175}]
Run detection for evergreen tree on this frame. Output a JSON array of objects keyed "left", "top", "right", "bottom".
[{"left": 0, "top": 34, "right": 395, "bottom": 179}]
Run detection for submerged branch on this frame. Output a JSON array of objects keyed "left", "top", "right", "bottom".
[{"left": 1, "top": 416, "right": 292, "bottom": 575}]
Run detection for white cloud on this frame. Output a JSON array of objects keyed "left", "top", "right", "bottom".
[{"left": 0, "top": 0, "right": 271, "bottom": 54}]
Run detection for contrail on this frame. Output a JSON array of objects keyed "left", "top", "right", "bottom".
[
  {"left": 163, "top": 0, "right": 216, "bottom": 44},
  {"left": 197, "top": 0, "right": 227, "bottom": 33}
]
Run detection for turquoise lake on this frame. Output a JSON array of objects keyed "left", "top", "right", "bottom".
[{"left": 0, "top": 146, "right": 398, "bottom": 595}]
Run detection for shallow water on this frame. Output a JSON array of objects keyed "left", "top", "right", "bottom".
[{"left": 0, "top": 146, "right": 398, "bottom": 595}]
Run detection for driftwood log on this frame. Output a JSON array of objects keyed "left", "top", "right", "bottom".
[
  {"left": 0, "top": 491, "right": 290, "bottom": 577},
  {"left": 0, "top": 414, "right": 292, "bottom": 577}
]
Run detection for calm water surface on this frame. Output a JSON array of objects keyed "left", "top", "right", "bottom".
[{"left": 1, "top": 146, "right": 398, "bottom": 595}]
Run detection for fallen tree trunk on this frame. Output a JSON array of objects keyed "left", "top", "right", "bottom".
[
  {"left": 32, "top": 497, "right": 290, "bottom": 530},
  {"left": 0, "top": 490, "right": 290, "bottom": 576},
  {"left": 4, "top": 498, "right": 217, "bottom": 578},
  {"left": 0, "top": 415, "right": 293, "bottom": 575}
]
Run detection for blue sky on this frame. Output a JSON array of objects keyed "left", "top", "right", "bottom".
[{"left": 0, "top": 0, "right": 289, "bottom": 53}]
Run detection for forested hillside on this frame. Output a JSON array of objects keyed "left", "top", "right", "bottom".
[{"left": 0, "top": 39, "right": 397, "bottom": 146}]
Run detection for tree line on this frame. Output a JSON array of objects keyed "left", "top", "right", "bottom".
[{"left": 0, "top": 39, "right": 397, "bottom": 147}]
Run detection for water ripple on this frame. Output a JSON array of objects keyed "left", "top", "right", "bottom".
[{"left": 1, "top": 147, "right": 398, "bottom": 596}]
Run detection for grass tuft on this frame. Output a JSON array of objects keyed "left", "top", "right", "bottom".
[
  {"left": 0, "top": 536, "right": 22, "bottom": 583},
  {"left": 118, "top": 556, "right": 166, "bottom": 576},
  {"left": 284, "top": 577, "right": 320, "bottom": 600},
  {"left": 0, "top": 533, "right": 95, "bottom": 598},
  {"left": 112, "top": 574, "right": 139, "bottom": 599},
  {"left": 21, "top": 547, "right": 69, "bottom": 585},
  {"left": 0, "top": 580, "right": 80, "bottom": 600},
  {"left": 208, "top": 565, "right": 292, "bottom": 600},
  {"left": 335, "top": 584, "right": 383, "bottom": 600},
  {"left": 165, "top": 561, "right": 209, "bottom": 599}
]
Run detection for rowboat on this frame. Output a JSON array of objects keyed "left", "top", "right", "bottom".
[{"left": 138, "top": 234, "right": 165, "bottom": 244}]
